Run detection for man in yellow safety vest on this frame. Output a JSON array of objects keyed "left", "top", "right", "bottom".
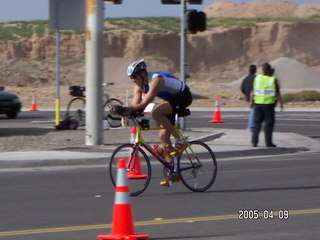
[{"left": 250, "top": 62, "right": 284, "bottom": 147}]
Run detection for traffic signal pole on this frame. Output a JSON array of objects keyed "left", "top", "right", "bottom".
[{"left": 179, "top": 0, "right": 187, "bottom": 130}]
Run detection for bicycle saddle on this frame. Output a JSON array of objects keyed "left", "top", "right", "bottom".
[{"left": 176, "top": 108, "right": 191, "bottom": 117}]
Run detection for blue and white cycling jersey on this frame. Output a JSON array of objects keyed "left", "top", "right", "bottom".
[{"left": 141, "top": 71, "right": 186, "bottom": 100}]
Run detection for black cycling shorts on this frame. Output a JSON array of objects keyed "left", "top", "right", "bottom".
[{"left": 167, "top": 86, "right": 193, "bottom": 124}]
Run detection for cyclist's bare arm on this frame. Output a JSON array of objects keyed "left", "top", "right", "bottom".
[
  {"left": 131, "top": 85, "right": 142, "bottom": 106},
  {"left": 129, "top": 76, "right": 163, "bottom": 112}
]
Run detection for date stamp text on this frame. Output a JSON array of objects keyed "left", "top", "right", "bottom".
[{"left": 238, "top": 209, "right": 289, "bottom": 220}]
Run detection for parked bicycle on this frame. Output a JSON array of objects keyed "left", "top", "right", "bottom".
[
  {"left": 66, "top": 83, "right": 123, "bottom": 127},
  {"left": 109, "top": 107, "right": 218, "bottom": 196}
]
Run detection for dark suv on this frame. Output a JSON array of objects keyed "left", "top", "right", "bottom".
[{"left": 0, "top": 87, "right": 22, "bottom": 118}]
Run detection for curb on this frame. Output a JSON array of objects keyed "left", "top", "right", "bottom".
[
  {"left": 215, "top": 147, "right": 308, "bottom": 159},
  {"left": 0, "top": 146, "right": 308, "bottom": 169}
]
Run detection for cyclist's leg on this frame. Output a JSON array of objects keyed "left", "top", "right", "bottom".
[
  {"left": 159, "top": 128, "right": 174, "bottom": 163},
  {"left": 152, "top": 102, "right": 180, "bottom": 140},
  {"left": 168, "top": 87, "right": 193, "bottom": 154},
  {"left": 152, "top": 103, "right": 176, "bottom": 163},
  {"left": 152, "top": 103, "right": 179, "bottom": 186},
  {"left": 153, "top": 102, "right": 189, "bottom": 157},
  {"left": 158, "top": 126, "right": 183, "bottom": 187}
]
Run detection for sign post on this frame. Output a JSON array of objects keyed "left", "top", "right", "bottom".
[
  {"left": 55, "top": 28, "right": 61, "bottom": 126},
  {"left": 49, "top": 0, "right": 85, "bottom": 126}
]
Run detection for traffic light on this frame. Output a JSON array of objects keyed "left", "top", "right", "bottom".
[
  {"left": 188, "top": 0, "right": 202, "bottom": 4},
  {"left": 162, "top": 0, "right": 202, "bottom": 4},
  {"left": 104, "top": 0, "right": 122, "bottom": 4},
  {"left": 162, "top": 0, "right": 180, "bottom": 4},
  {"left": 186, "top": 10, "right": 206, "bottom": 34}
]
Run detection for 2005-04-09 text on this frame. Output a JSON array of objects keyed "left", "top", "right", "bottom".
[{"left": 238, "top": 209, "right": 289, "bottom": 220}]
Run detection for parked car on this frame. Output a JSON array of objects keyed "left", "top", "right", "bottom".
[{"left": 0, "top": 87, "right": 22, "bottom": 119}]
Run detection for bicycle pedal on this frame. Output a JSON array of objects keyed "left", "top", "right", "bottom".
[
  {"left": 169, "top": 151, "right": 177, "bottom": 156},
  {"left": 172, "top": 175, "right": 180, "bottom": 183},
  {"left": 160, "top": 179, "right": 172, "bottom": 187},
  {"left": 169, "top": 150, "right": 181, "bottom": 156}
]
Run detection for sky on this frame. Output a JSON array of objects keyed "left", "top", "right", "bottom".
[{"left": 0, "top": 0, "right": 318, "bottom": 22}]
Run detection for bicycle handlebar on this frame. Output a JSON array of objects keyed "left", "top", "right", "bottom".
[
  {"left": 109, "top": 104, "right": 149, "bottom": 128},
  {"left": 109, "top": 105, "right": 144, "bottom": 118}
]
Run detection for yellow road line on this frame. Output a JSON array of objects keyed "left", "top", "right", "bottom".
[{"left": 0, "top": 208, "right": 319, "bottom": 237}]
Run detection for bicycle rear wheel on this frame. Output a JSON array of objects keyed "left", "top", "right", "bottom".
[
  {"left": 66, "top": 97, "right": 86, "bottom": 126},
  {"left": 109, "top": 143, "right": 151, "bottom": 196},
  {"left": 177, "top": 140, "right": 217, "bottom": 192},
  {"left": 104, "top": 98, "right": 123, "bottom": 128}
]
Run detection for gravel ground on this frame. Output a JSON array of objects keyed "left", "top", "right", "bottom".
[{"left": 0, "top": 119, "right": 213, "bottom": 152}]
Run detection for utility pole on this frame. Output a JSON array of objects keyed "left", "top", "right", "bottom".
[
  {"left": 85, "top": 0, "right": 104, "bottom": 145},
  {"left": 179, "top": 0, "right": 187, "bottom": 130}
]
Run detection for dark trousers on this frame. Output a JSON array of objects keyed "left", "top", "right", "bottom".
[{"left": 252, "top": 104, "right": 275, "bottom": 146}]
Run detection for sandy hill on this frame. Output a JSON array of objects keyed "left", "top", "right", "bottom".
[
  {"left": 270, "top": 57, "right": 320, "bottom": 91},
  {"left": 204, "top": 0, "right": 320, "bottom": 18},
  {"left": 232, "top": 57, "right": 320, "bottom": 90}
]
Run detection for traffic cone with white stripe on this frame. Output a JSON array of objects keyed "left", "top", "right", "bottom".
[
  {"left": 29, "top": 95, "right": 39, "bottom": 111},
  {"left": 130, "top": 127, "right": 137, "bottom": 144},
  {"left": 97, "top": 158, "right": 149, "bottom": 240},
  {"left": 210, "top": 96, "right": 224, "bottom": 123},
  {"left": 127, "top": 127, "right": 147, "bottom": 179},
  {"left": 127, "top": 151, "right": 148, "bottom": 179}
]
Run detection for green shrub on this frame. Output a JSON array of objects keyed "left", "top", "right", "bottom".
[
  {"left": 60, "top": 57, "right": 85, "bottom": 66},
  {"left": 1, "top": 16, "right": 320, "bottom": 41},
  {"left": 106, "top": 17, "right": 180, "bottom": 33},
  {"left": 283, "top": 91, "right": 320, "bottom": 102}
]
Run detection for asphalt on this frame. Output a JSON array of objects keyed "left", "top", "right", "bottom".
[{"left": 1, "top": 124, "right": 319, "bottom": 169}]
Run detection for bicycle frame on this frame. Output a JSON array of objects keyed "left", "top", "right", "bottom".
[
  {"left": 128, "top": 115, "right": 195, "bottom": 173},
  {"left": 131, "top": 124, "right": 176, "bottom": 172}
]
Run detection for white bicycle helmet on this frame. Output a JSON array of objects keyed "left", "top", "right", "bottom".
[{"left": 127, "top": 59, "right": 147, "bottom": 77}]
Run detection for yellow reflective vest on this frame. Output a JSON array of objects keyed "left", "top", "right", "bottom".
[{"left": 253, "top": 74, "right": 276, "bottom": 104}]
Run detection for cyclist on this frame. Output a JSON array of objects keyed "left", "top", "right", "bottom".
[{"left": 112, "top": 59, "right": 193, "bottom": 161}]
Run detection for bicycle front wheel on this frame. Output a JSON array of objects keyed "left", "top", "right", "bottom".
[
  {"left": 177, "top": 140, "right": 217, "bottom": 192},
  {"left": 66, "top": 97, "right": 86, "bottom": 126},
  {"left": 104, "top": 98, "right": 123, "bottom": 128},
  {"left": 109, "top": 143, "right": 151, "bottom": 196}
]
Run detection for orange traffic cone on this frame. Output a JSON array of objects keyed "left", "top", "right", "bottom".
[
  {"left": 127, "top": 151, "right": 148, "bottom": 179},
  {"left": 210, "top": 96, "right": 224, "bottom": 123},
  {"left": 130, "top": 127, "right": 137, "bottom": 144},
  {"left": 127, "top": 127, "right": 147, "bottom": 179},
  {"left": 30, "top": 95, "right": 39, "bottom": 111},
  {"left": 97, "top": 158, "right": 149, "bottom": 240}
]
